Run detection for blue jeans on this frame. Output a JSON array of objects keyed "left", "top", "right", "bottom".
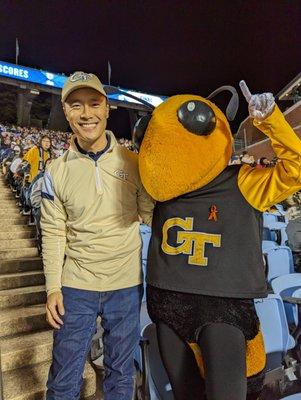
[{"left": 46, "top": 284, "right": 143, "bottom": 400}]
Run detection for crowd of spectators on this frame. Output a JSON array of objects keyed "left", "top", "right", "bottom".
[
  {"left": 0, "top": 121, "right": 279, "bottom": 255},
  {"left": 0, "top": 122, "right": 137, "bottom": 252},
  {"left": 229, "top": 151, "right": 278, "bottom": 168}
]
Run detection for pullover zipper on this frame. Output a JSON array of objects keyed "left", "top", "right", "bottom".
[{"left": 95, "top": 160, "right": 102, "bottom": 193}]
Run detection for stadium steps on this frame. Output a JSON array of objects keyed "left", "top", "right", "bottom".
[
  {"left": 1, "top": 361, "right": 96, "bottom": 400},
  {"left": 0, "top": 270, "right": 44, "bottom": 290},
  {"left": 0, "top": 211, "right": 27, "bottom": 218},
  {"left": 0, "top": 285, "right": 47, "bottom": 309},
  {"left": 0, "top": 199, "right": 18, "bottom": 206},
  {"left": 0, "top": 247, "right": 39, "bottom": 260},
  {"left": 0, "top": 194, "right": 15, "bottom": 200},
  {"left": 1, "top": 217, "right": 28, "bottom": 225},
  {"left": 0, "top": 229, "right": 36, "bottom": 240},
  {"left": 0, "top": 188, "right": 15, "bottom": 196},
  {"left": 0, "top": 257, "right": 42, "bottom": 273},
  {"left": 0, "top": 177, "right": 97, "bottom": 399},
  {"left": 0, "top": 304, "right": 48, "bottom": 336},
  {"left": 0, "top": 238, "right": 37, "bottom": 250}
]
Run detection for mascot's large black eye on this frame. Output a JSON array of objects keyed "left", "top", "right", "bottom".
[{"left": 177, "top": 101, "right": 216, "bottom": 135}]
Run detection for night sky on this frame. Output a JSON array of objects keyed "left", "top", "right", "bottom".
[{"left": 0, "top": 0, "right": 300, "bottom": 135}]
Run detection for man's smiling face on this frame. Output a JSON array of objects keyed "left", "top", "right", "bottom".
[{"left": 63, "top": 87, "right": 109, "bottom": 146}]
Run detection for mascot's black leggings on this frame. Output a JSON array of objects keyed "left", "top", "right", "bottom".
[{"left": 156, "top": 322, "right": 258, "bottom": 400}]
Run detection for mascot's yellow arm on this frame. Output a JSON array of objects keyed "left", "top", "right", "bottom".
[{"left": 238, "top": 106, "right": 301, "bottom": 211}]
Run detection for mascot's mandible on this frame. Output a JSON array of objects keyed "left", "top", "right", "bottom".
[{"left": 132, "top": 80, "right": 301, "bottom": 400}]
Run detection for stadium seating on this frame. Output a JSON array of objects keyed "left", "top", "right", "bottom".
[
  {"left": 138, "top": 323, "right": 174, "bottom": 400},
  {"left": 264, "top": 244, "right": 294, "bottom": 282},
  {"left": 255, "top": 295, "right": 295, "bottom": 374},
  {"left": 136, "top": 294, "right": 299, "bottom": 399},
  {"left": 264, "top": 222, "right": 289, "bottom": 247},
  {"left": 140, "top": 224, "right": 151, "bottom": 302},
  {"left": 271, "top": 274, "right": 301, "bottom": 326}
]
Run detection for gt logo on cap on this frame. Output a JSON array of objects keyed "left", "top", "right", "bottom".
[{"left": 70, "top": 72, "right": 93, "bottom": 82}]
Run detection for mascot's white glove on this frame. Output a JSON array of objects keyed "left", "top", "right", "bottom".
[{"left": 239, "top": 80, "right": 275, "bottom": 121}]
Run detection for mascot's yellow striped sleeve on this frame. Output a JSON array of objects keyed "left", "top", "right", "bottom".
[{"left": 238, "top": 105, "right": 301, "bottom": 211}]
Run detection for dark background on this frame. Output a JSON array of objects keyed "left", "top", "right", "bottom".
[{"left": 0, "top": 0, "right": 300, "bottom": 136}]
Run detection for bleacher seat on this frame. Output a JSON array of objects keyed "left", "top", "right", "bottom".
[
  {"left": 140, "top": 224, "right": 151, "bottom": 302},
  {"left": 264, "top": 244, "right": 294, "bottom": 282},
  {"left": 255, "top": 295, "right": 295, "bottom": 374},
  {"left": 271, "top": 274, "right": 301, "bottom": 326},
  {"left": 262, "top": 240, "right": 278, "bottom": 253},
  {"left": 266, "top": 221, "right": 289, "bottom": 247},
  {"left": 263, "top": 212, "right": 280, "bottom": 226},
  {"left": 263, "top": 205, "right": 288, "bottom": 226},
  {"left": 139, "top": 323, "right": 174, "bottom": 400},
  {"left": 292, "top": 288, "right": 301, "bottom": 326}
]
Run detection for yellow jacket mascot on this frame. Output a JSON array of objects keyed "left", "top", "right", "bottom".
[{"left": 133, "top": 81, "right": 301, "bottom": 400}]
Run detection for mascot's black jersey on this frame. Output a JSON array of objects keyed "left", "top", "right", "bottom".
[{"left": 147, "top": 165, "right": 267, "bottom": 298}]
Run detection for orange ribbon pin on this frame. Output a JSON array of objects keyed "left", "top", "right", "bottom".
[{"left": 208, "top": 205, "right": 218, "bottom": 221}]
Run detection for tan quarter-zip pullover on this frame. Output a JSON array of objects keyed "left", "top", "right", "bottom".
[{"left": 41, "top": 131, "right": 154, "bottom": 295}]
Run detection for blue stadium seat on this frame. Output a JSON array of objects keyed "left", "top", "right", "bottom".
[
  {"left": 263, "top": 205, "right": 288, "bottom": 226},
  {"left": 270, "top": 223, "right": 289, "bottom": 247},
  {"left": 255, "top": 295, "right": 295, "bottom": 374},
  {"left": 140, "top": 301, "right": 151, "bottom": 331},
  {"left": 140, "top": 224, "right": 151, "bottom": 302},
  {"left": 262, "top": 240, "right": 278, "bottom": 253},
  {"left": 264, "top": 245, "right": 294, "bottom": 282},
  {"left": 139, "top": 323, "right": 174, "bottom": 400},
  {"left": 292, "top": 287, "right": 301, "bottom": 327},
  {"left": 263, "top": 212, "right": 279, "bottom": 227},
  {"left": 274, "top": 204, "right": 289, "bottom": 225},
  {"left": 271, "top": 274, "right": 301, "bottom": 326}
]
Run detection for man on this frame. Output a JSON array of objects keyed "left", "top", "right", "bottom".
[
  {"left": 0, "top": 136, "right": 12, "bottom": 162},
  {"left": 41, "top": 71, "right": 154, "bottom": 400},
  {"left": 23, "top": 135, "right": 51, "bottom": 182}
]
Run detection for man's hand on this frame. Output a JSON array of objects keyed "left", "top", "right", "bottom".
[
  {"left": 46, "top": 291, "right": 65, "bottom": 329},
  {"left": 239, "top": 80, "right": 275, "bottom": 121}
]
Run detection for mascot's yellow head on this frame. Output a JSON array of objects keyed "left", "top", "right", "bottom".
[{"left": 134, "top": 86, "right": 239, "bottom": 202}]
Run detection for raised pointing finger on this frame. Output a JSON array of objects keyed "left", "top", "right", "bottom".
[{"left": 239, "top": 80, "right": 252, "bottom": 102}]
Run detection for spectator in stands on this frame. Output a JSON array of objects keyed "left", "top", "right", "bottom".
[
  {"left": 0, "top": 136, "right": 12, "bottom": 163},
  {"left": 10, "top": 146, "right": 23, "bottom": 174},
  {"left": 5, "top": 146, "right": 23, "bottom": 187},
  {"left": 270, "top": 156, "right": 278, "bottom": 166},
  {"left": 23, "top": 135, "right": 51, "bottom": 182},
  {"left": 41, "top": 71, "right": 154, "bottom": 400},
  {"left": 1, "top": 144, "right": 15, "bottom": 175},
  {"left": 0, "top": 135, "right": 11, "bottom": 151},
  {"left": 229, "top": 154, "right": 241, "bottom": 165},
  {"left": 118, "top": 137, "right": 137, "bottom": 152},
  {"left": 240, "top": 151, "right": 256, "bottom": 167},
  {"left": 256, "top": 157, "right": 270, "bottom": 169},
  {"left": 29, "top": 157, "right": 53, "bottom": 254}
]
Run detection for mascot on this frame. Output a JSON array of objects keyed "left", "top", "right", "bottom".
[{"left": 132, "top": 81, "right": 301, "bottom": 400}]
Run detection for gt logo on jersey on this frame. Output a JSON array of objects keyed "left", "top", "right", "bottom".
[{"left": 161, "top": 217, "right": 221, "bottom": 266}]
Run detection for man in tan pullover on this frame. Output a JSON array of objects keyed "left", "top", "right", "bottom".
[{"left": 41, "top": 71, "right": 154, "bottom": 400}]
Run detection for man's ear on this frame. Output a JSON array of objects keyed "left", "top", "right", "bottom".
[{"left": 106, "top": 103, "right": 110, "bottom": 119}]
